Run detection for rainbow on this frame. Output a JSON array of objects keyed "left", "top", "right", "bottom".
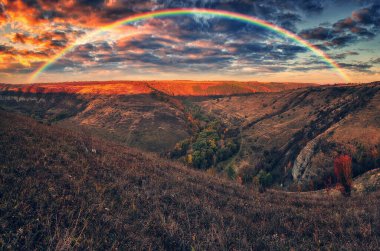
[{"left": 29, "top": 8, "right": 350, "bottom": 82}]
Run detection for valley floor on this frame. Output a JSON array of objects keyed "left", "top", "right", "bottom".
[{"left": 1, "top": 110, "right": 379, "bottom": 250}]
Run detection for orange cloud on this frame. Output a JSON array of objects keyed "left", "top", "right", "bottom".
[
  {"left": 0, "top": 43, "right": 50, "bottom": 71},
  {"left": 11, "top": 31, "right": 69, "bottom": 48}
]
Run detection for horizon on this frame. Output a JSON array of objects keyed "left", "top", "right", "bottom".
[{"left": 2, "top": 79, "right": 376, "bottom": 86}]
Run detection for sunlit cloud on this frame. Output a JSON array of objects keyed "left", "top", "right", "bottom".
[{"left": 0, "top": 0, "right": 379, "bottom": 84}]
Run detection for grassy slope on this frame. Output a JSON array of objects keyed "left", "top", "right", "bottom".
[
  {"left": 199, "top": 84, "right": 380, "bottom": 188},
  {"left": 1, "top": 110, "right": 380, "bottom": 250},
  {"left": 0, "top": 91, "right": 191, "bottom": 153}
]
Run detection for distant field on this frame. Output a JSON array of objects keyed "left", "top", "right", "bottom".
[{"left": 0, "top": 80, "right": 315, "bottom": 96}]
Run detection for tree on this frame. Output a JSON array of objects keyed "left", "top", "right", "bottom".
[{"left": 334, "top": 155, "right": 353, "bottom": 196}]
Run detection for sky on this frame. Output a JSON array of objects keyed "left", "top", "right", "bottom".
[{"left": 0, "top": 0, "right": 379, "bottom": 84}]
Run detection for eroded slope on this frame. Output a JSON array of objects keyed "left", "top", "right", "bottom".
[{"left": 198, "top": 83, "right": 380, "bottom": 189}]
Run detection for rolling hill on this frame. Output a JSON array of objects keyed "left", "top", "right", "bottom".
[
  {"left": 198, "top": 82, "right": 380, "bottom": 189},
  {"left": 0, "top": 80, "right": 314, "bottom": 96},
  {"left": 1, "top": 110, "right": 379, "bottom": 250},
  {"left": 0, "top": 81, "right": 379, "bottom": 190}
]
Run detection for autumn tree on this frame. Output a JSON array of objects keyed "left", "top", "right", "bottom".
[{"left": 334, "top": 155, "right": 353, "bottom": 196}]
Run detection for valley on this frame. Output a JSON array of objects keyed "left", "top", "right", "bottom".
[
  {"left": 1, "top": 81, "right": 379, "bottom": 191},
  {"left": 1, "top": 109, "right": 379, "bottom": 250}
]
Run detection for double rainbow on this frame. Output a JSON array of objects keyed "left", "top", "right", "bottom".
[{"left": 29, "top": 8, "right": 350, "bottom": 82}]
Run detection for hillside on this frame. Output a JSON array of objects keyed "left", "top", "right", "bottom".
[
  {"left": 0, "top": 90, "right": 191, "bottom": 153},
  {"left": 0, "top": 82, "right": 379, "bottom": 190},
  {"left": 198, "top": 83, "right": 380, "bottom": 189},
  {"left": 0, "top": 80, "right": 314, "bottom": 96},
  {"left": 1, "top": 110, "right": 380, "bottom": 250}
]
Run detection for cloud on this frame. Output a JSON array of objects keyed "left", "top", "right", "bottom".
[
  {"left": 352, "top": 4, "right": 380, "bottom": 25},
  {"left": 0, "top": 0, "right": 378, "bottom": 82},
  {"left": 300, "top": 27, "right": 333, "bottom": 40},
  {"left": 371, "top": 58, "right": 380, "bottom": 64},
  {"left": 333, "top": 51, "right": 359, "bottom": 59},
  {"left": 339, "top": 62, "right": 373, "bottom": 72},
  {"left": 300, "top": 4, "right": 380, "bottom": 48},
  {"left": 0, "top": 0, "right": 316, "bottom": 29},
  {"left": 46, "top": 26, "right": 311, "bottom": 77},
  {"left": 0, "top": 42, "right": 50, "bottom": 71},
  {"left": 0, "top": 1, "right": 7, "bottom": 24},
  {"left": 10, "top": 31, "right": 69, "bottom": 48},
  {"left": 327, "top": 34, "right": 357, "bottom": 47}
]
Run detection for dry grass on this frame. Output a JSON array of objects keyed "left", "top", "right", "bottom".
[
  {"left": 198, "top": 83, "right": 380, "bottom": 187},
  {"left": 1, "top": 110, "right": 380, "bottom": 250}
]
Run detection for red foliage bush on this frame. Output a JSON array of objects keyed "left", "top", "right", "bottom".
[{"left": 334, "top": 155, "right": 353, "bottom": 196}]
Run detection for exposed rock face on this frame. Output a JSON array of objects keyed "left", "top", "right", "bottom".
[
  {"left": 292, "top": 139, "right": 317, "bottom": 183},
  {"left": 0, "top": 95, "right": 46, "bottom": 103},
  {"left": 292, "top": 123, "right": 340, "bottom": 184}
]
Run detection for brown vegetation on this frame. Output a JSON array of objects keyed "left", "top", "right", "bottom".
[
  {"left": 199, "top": 83, "right": 380, "bottom": 189},
  {"left": 1, "top": 110, "right": 380, "bottom": 250},
  {"left": 334, "top": 155, "right": 353, "bottom": 196}
]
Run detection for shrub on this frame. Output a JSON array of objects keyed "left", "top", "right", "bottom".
[
  {"left": 239, "top": 166, "right": 256, "bottom": 184},
  {"left": 334, "top": 155, "right": 353, "bottom": 196},
  {"left": 256, "top": 170, "right": 273, "bottom": 192},
  {"left": 226, "top": 165, "right": 236, "bottom": 180},
  {"left": 171, "top": 139, "right": 190, "bottom": 158}
]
